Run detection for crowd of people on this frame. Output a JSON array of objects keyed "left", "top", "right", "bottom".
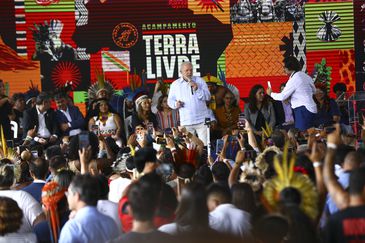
[{"left": 0, "top": 58, "right": 364, "bottom": 243}]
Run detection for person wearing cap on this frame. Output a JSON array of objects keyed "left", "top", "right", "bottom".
[
  {"left": 131, "top": 95, "right": 158, "bottom": 131},
  {"left": 167, "top": 62, "right": 211, "bottom": 145}
]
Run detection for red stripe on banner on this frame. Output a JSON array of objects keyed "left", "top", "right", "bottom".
[{"left": 142, "top": 29, "right": 196, "bottom": 34}]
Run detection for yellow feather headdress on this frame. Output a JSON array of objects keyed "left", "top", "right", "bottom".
[
  {"left": 262, "top": 143, "right": 319, "bottom": 220},
  {"left": 0, "top": 126, "right": 21, "bottom": 181}
]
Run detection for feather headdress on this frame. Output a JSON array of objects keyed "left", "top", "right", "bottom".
[
  {"left": 262, "top": 143, "right": 319, "bottom": 220},
  {"left": 88, "top": 69, "right": 115, "bottom": 104}
]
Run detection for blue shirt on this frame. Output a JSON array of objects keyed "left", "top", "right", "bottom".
[
  {"left": 22, "top": 180, "right": 46, "bottom": 203},
  {"left": 59, "top": 206, "right": 120, "bottom": 243},
  {"left": 167, "top": 76, "right": 211, "bottom": 126}
]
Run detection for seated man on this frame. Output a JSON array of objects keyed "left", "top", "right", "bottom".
[
  {"left": 22, "top": 92, "right": 60, "bottom": 147},
  {"left": 54, "top": 93, "right": 85, "bottom": 137}
]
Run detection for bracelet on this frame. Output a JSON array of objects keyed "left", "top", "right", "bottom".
[
  {"left": 240, "top": 147, "right": 246, "bottom": 151},
  {"left": 313, "top": 162, "right": 322, "bottom": 168},
  {"left": 170, "top": 148, "right": 177, "bottom": 153},
  {"left": 25, "top": 136, "right": 33, "bottom": 141},
  {"left": 327, "top": 143, "right": 337, "bottom": 150}
]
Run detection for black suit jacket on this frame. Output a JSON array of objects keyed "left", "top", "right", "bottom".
[{"left": 22, "top": 107, "right": 60, "bottom": 139}]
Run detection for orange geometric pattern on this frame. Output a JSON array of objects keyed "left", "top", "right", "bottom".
[
  {"left": 339, "top": 49, "right": 356, "bottom": 92},
  {"left": 225, "top": 22, "right": 293, "bottom": 78}
]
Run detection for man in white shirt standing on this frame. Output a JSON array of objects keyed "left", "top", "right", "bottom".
[
  {"left": 167, "top": 62, "right": 211, "bottom": 145},
  {"left": 267, "top": 56, "right": 317, "bottom": 131}
]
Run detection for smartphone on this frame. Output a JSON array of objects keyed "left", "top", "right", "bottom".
[
  {"left": 146, "top": 122, "right": 154, "bottom": 135},
  {"left": 238, "top": 113, "right": 246, "bottom": 129},
  {"left": 267, "top": 81, "right": 272, "bottom": 89},
  {"left": 31, "top": 150, "right": 38, "bottom": 159},
  {"left": 156, "top": 137, "right": 166, "bottom": 145},
  {"left": 78, "top": 132, "right": 89, "bottom": 149},
  {"left": 164, "top": 128, "right": 173, "bottom": 136},
  {"left": 216, "top": 139, "right": 224, "bottom": 155},
  {"left": 91, "top": 125, "right": 99, "bottom": 136}
]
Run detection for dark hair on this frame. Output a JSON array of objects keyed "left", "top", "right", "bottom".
[
  {"left": 96, "top": 174, "right": 109, "bottom": 200},
  {"left": 176, "top": 163, "right": 195, "bottom": 179},
  {"left": 45, "top": 145, "right": 63, "bottom": 160},
  {"left": 156, "top": 94, "right": 168, "bottom": 112},
  {"left": 333, "top": 82, "right": 347, "bottom": 93},
  {"left": 295, "top": 154, "right": 315, "bottom": 183},
  {"left": 333, "top": 144, "right": 355, "bottom": 165},
  {"left": 211, "top": 162, "right": 230, "bottom": 183},
  {"left": 68, "top": 132, "right": 99, "bottom": 161},
  {"left": 53, "top": 92, "right": 67, "bottom": 101},
  {"left": 35, "top": 92, "right": 50, "bottom": 105},
  {"left": 175, "top": 183, "right": 209, "bottom": 232},
  {"left": 49, "top": 155, "right": 67, "bottom": 172},
  {"left": 207, "top": 183, "right": 231, "bottom": 203},
  {"left": 193, "top": 164, "right": 213, "bottom": 187},
  {"left": 253, "top": 215, "right": 289, "bottom": 243},
  {"left": 271, "top": 130, "right": 285, "bottom": 148},
  {"left": 284, "top": 56, "right": 301, "bottom": 72},
  {"left": 248, "top": 84, "right": 269, "bottom": 113},
  {"left": 29, "top": 158, "right": 49, "bottom": 180},
  {"left": 231, "top": 183, "right": 256, "bottom": 213},
  {"left": 349, "top": 168, "right": 365, "bottom": 195},
  {"left": 280, "top": 204, "right": 319, "bottom": 243},
  {"left": 279, "top": 187, "right": 301, "bottom": 206},
  {"left": 127, "top": 173, "right": 162, "bottom": 221},
  {"left": 69, "top": 174, "right": 100, "bottom": 206},
  {"left": 12, "top": 93, "right": 25, "bottom": 102},
  {"left": 0, "top": 197, "right": 23, "bottom": 236},
  {"left": 53, "top": 169, "right": 75, "bottom": 188},
  {"left": 0, "top": 164, "right": 14, "bottom": 188},
  {"left": 134, "top": 147, "right": 157, "bottom": 173},
  {"left": 156, "top": 183, "right": 177, "bottom": 220}
]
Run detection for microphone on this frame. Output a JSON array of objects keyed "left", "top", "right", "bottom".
[{"left": 187, "top": 77, "right": 194, "bottom": 95}]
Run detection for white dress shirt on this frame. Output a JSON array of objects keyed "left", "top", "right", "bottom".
[
  {"left": 271, "top": 71, "right": 317, "bottom": 113},
  {"left": 167, "top": 76, "right": 211, "bottom": 126},
  {"left": 209, "top": 203, "right": 251, "bottom": 239},
  {"left": 36, "top": 107, "right": 51, "bottom": 138}
]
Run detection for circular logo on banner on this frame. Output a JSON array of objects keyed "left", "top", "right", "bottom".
[{"left": 112, "top": 23, "right": 138, "bottom": 49}]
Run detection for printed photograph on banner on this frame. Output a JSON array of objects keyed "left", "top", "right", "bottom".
[{"left": 230, "top": 0, "right": 304, "bottom": 24}]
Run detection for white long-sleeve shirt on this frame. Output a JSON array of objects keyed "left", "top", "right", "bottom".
[
  {"left": 167, "top": 76, "right": 211, "bottom": 126},
  {"left": 271, "top": 71, "right": 317, "bottom": 114}
]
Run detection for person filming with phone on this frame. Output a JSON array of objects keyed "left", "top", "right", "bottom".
[
  {"left": 167, "top": 62, "right": 211, "bottom": 145},
  {"left": 266, "top": 56, "right": 317, "bottom": 132}
]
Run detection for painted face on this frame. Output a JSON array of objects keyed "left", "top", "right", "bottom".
[{"left": 255, "top": 88, "right": 265, "bottom": 102}]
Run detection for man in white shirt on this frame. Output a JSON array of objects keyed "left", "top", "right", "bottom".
[
  {"left": 267, "top": 56, "right": 317, "bottom": 131},
  {"left": 207, "top": 183, "right": 252, "bottom": 240},
  {"left": 167, "top": 62, "right": 211, "bottom": 145},
  {"left": 22, "top": 92, "right": 60, "bottom": 146}
]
